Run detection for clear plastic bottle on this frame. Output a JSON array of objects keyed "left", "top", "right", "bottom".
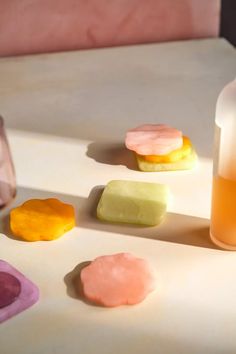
[{"left": 210, "top": 79, "right": 236, "bottom": 249}]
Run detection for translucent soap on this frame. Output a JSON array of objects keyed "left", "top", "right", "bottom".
[
  {"left": 10, "top": 198, "right": 75, "bottom": 241},
  {"left": 125, "top": 124, "right": 197, "bottom": 172},
  {"left": 80, "top": 253, "right": 156, "bottom": 307},
  {"left": 97, "top": 180, "right": 169, "bottom": 226}
]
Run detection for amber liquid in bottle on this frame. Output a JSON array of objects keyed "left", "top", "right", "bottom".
[{"left": 211, "top": 175, "right": 236, "bottom": 247}]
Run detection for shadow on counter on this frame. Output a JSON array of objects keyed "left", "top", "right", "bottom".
[
  {"left": 0, "top": 185, "right": 216, "bottom": 250},
  {"left": 86, "top": 142, "right": 137, "bottom": 170},
  {"left": 80, "top": 186, "right": 216, "bottom": 250}
]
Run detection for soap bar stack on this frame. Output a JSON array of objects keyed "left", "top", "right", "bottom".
[{"left": 125, "top": 124, "right": 197, "bottom": 171}]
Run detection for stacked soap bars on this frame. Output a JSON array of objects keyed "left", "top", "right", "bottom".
[
  {"left": 125, "top": 124, "right": 197, "bottom": 172},
  {"left": 0, "top": 116, "right": 16, "bottom": 208}
]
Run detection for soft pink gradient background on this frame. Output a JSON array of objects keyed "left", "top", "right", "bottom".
[{"left": 0, "top": 0, "right": 220, "bottom": 56}]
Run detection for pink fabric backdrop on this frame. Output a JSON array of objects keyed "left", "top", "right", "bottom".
[{"left": 0, "top": 0, "right": 220, "bottom": 56}]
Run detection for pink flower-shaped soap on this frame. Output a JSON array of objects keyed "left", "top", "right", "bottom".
[
  {"left": 80, "top": 253, "right": 156, "bottom": 307},
  {"left": 0, "top": 260, "right": 39, "bottom": 323},
  {"left": 125, "top": 124, "right": 183, "bottom": 155}
]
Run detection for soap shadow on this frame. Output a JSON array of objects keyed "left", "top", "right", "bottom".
[
  {"left": 0, "top": 184, "right": 218, "bottom": 250},
  {"left": 64, "top": 261, "right": 90, "bottom": 300},
  {"left": 79, "top": 186, "right": 217, "bottom": 250},
  {"left": 64, "top": 262, "right": 104, "bottom": 307},
  {"left": 86, "top": 142, "right": 137, "bottom": 170},
  {"left": 1, "top": 213, "right": 15, "bottom": 240},
  {"left": 0, "top": 185, "right": 85, "bottom": 242}
]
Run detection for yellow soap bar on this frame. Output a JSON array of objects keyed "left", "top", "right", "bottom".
[
  {"left": 136, "top": 149, "right": 197, "bottom": 172},
  {"left": 144, "top": 136, "right": 192, "bottom": 163},
  {"left": 10, "top": 198, "right": 75, "bottom": 241}
]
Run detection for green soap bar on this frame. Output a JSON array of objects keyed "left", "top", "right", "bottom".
[{"left": 97, "top": 180, "right": 169, "bottom": 226}]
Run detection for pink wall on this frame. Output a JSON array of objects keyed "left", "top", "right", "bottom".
[{"left": 0, "top": 0, "right": 220, "bottom": 56}]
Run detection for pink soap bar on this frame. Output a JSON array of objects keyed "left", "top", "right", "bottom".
[
  {"left": 0, "top": 260, "right": 39, "bottom": 323},
  {"left": 125, "top": 124, "right": 183, "bottom": 155},
  {"left": 80, "top": 253, "right": 156, "bottom": 307}
]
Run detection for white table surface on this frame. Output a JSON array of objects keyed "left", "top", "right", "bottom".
[{"left": 0, "top": 38, "right": 236, "bottom": 354}]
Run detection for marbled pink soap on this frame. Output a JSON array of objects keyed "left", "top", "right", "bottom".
[
  {"left": 125, "top": 124, "right": 183, "bottom": 155},
  {"left": 0, "top": 260, "right": 39, "bottom": 323},
  {"left": 80, "top": 253, "right": 156, "bottom": 307},
  {"left": 0, "top": 117, "right": 16, "bottom": 208}
]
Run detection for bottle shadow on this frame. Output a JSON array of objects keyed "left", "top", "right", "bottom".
[
  {"left": 0, "top": 184, "right": 217, "bottom": 250},
  {"left": 79, "top": 186, "right": 217, "bottom": 250},
  {"left": 86, "top": 142, "right": 137, "bottom": 170}
]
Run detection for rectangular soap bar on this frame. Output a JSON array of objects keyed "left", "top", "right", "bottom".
[{"left": 97, "top": 180, "right": 169, "bottom": 226}]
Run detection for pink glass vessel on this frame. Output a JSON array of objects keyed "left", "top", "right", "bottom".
[{"left": 0, "top": 116, "right": 16, "bottom": 208}]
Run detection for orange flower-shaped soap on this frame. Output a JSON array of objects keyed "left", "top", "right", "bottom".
[{"left": 10, "top": 198, "right": 75, "bottom": 241}]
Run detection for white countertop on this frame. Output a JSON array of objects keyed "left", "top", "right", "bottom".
[{"left": 0, "top": 38, "right": 236, "bottom": 354}]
